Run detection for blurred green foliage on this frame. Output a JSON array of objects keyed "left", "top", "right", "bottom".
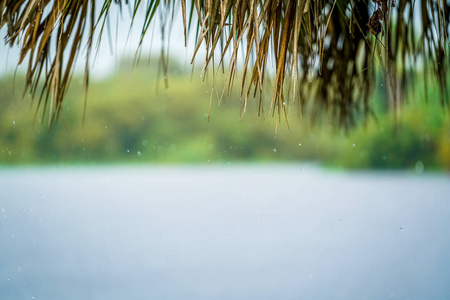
[{"left": 0, "top": 61, "right": 449, "bottom": 171}]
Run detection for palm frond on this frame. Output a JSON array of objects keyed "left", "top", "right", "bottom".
[{"left": 1, "top": 0, "right": 449, "bottom": 129}]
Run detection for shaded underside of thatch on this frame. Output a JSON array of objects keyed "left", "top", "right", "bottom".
[{"left": 1, "top": 0, "right": 449, "bottom": 129}]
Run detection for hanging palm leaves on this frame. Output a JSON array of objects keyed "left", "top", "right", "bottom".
[{"left": 1, "top": 0, "right": 448, "bottom": 128}]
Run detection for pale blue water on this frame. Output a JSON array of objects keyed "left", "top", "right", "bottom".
[{"left": 0, "top": 165, "right": 449, "bottom": 300}]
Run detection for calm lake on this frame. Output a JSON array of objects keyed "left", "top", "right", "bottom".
[{"left": 1, "top": 165, "right": 449, "bottom": 300}]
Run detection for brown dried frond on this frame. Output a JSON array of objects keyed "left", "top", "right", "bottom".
[
  {"left": 1, "top": 0, "right": 96, "bottom": 126},
  {"left": 0, "top": 0, "right": 449, "bottom": 129},
  {"left": 367, "top": 8, "right": 383, "bottom": 36}
]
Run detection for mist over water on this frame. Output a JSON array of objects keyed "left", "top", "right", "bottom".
[{"left": 1, "top": 166, "right": 449, "bottom": 299}]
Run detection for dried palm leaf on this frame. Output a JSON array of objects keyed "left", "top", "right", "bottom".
[{"left": 1, "top": 0, "right": 448, "bottom": 129}]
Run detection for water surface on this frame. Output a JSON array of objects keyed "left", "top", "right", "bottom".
[{"left": 1, "top": 165, "right": 449, "bottom": 299}]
